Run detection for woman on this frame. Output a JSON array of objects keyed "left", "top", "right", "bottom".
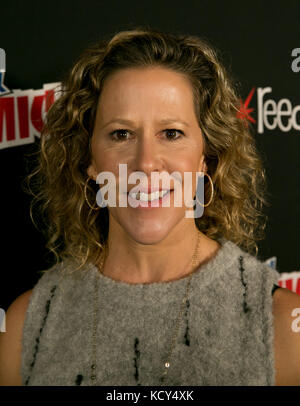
[{"left": 0, "top": 27, "right": 299, "bottom": 386}]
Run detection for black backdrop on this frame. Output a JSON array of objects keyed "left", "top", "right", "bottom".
[{"left": 0, "top": 0, "right": 299, "bottom": 311}]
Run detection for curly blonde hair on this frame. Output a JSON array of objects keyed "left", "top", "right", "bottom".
[{"left": 23, "top": 26, "right": 269, "bottom": 272}]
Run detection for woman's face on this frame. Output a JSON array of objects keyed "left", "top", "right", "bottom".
[{"left": 87, "top": 66, "right": 207, "bottom": 244}]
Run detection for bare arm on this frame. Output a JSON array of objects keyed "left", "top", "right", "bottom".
[
  {"left": 273, "top": 287, "right": 300, "bottom": 385},
  {"left": 0, "top": 289, "right": 33, "bottom": 386}
]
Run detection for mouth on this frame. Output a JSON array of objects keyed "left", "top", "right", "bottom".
[
  {"left": 127, "top": 188, "right": 174, "bottom": 208},
  {"left": 127, "top": 188, "right": 174, "bottom": 200}
]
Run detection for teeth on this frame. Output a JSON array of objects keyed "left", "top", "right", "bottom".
[{"left": 129, "top": 190, "right": 169, "bottom": 201}]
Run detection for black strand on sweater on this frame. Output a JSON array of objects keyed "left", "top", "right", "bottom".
[
  {"left": 184, "top": 299, "right": 190, "bottom": 346},
  {"left": 75, "top": 374, "right": 83, "bottom": 385},
  {"left": 133, "top": 337, "right": 141, "bottom": 385},
  {"left": 24, "top": 285, "right": 58, "bottom": 386},
  {"left": 239, "top": 256, "right": 251, "bottom": 313}
]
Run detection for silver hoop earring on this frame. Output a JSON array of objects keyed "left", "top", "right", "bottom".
[
  {"left": 84, "top": 177, "right": 101, "bottom": 211},
  {"left": 195, "top": 172, "right": 214, "bottom": 207}
]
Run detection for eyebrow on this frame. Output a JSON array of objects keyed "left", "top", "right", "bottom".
[{"left": 101, "top": 118, "right": 190, "bottom": 129}]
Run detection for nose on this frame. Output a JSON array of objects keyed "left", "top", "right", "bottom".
[{"left": 131, "top": 132, "right": 162, "bottom": 176}]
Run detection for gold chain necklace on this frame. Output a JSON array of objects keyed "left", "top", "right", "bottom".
[{"left": 90, "top": 230, "right": 201, "bottom": 386}]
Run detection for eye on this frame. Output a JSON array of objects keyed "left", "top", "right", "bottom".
[
  {"left": 108, "top": 128, "right": 184, "bottom": 142},
  {"left": 108, "top": 129, "right": 131, "bottom": 142},
  {"left": 163, "top": 129, "right": 184, "bottom": 141}
]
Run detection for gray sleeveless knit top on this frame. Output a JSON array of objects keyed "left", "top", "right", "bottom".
[{"left": 20, "top": 238, "right": 281, "bottom": 386}]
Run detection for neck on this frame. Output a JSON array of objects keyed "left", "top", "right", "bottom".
[{"left": 98, "top": 223, "right": 220, "bottom": 284}]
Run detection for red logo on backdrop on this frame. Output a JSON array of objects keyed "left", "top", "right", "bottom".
[
  {"left": 265, "top": 257, "right": 300, "bottom": 295},
  {"left": 278, "top": 272, "right": 300, "bottom": 295},
  {"left": 236, "top": 86, "right": 300, "bottom": 133},
  {"left": 236, "top": 87, "right": 256, "bottom": 126},
  {"left": 0, "top": 81, "right": 61, "bottom": 150}
]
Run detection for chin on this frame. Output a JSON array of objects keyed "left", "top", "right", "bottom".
[
  {"left": 109, "top": 207, "right": 185, "bottom": 245},
  {"left": 126, "top": 228, "right": 172, "bottom": 246},
  {"left": 121, "top": 219, "right": 178, "bottom": 246}
]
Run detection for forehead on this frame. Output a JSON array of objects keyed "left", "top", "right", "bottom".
[
  {"left": 96, "top": 67, "right": 195, "bottom": 117},
  {"left": 102, "top": 66, "right": 191, "bottom": 86}
]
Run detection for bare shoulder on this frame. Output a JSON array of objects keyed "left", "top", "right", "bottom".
[
  {"left": 273, "top": 287, "right": 300, "bottom": 385},
  {"left": 0, "top": 289, "right": 33, "bottom": 386}
]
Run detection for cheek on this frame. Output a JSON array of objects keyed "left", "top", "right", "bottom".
[
  {"left": 172, "top": 158, "right": 199, "bottom": 180},
  {"left": 92, "top": 153, "right": 125, "bottom": 197},
  {"left": 171, "top": 158, "right": 200, "bottom": 199},
  {"left": 91, "top": 146, "right": 120, "bottom": 174},
  {"left": 91, "top": 135, "right": 118, "bottom": 169}
]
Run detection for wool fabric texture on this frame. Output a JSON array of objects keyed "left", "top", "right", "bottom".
[{"left": 21, "top": 237, "right": 281, "bottom": 386}]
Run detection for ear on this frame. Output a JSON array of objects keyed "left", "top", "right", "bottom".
[
  {"left": 198, "top": 155, "right": 207, "bottom": 174},
  {"left": 87, "top": 163, "right": 97, "bottom": 181}
]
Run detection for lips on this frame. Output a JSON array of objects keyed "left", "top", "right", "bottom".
[
  {"left": 127, "top": 188, "right": 173, "bottom": 208},
  {"left": 127, "top": 187, "right": 174, "bottom": 195}
]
